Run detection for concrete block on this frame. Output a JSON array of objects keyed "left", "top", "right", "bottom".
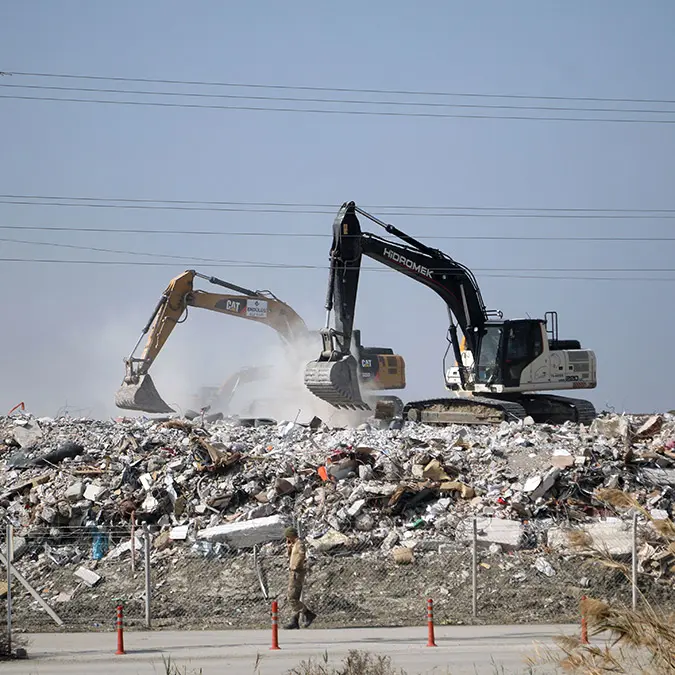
[
  {"left": 347, "top": 499, "right": 366, "bottom": 518},
  {"left": 308, "top": 529, "right": 351, "bottom": 552},
  {"left": 74, "top": 566, "right": 101, "bottom": 587},
  {"left": 83, "top": 484, "right": 108, "bottom": 502},
  {"left": 457, "top": 517, "right": 524, "bottom": 550},
  {"left": 642, "top": 469, "right": 675, "bottom": 487},
  {"left": 40, "top": 506, "right": 58, "bottom": 524},
  {"left": 197, "top": 514, "right": 285, "bottom": 548},
  {"left": 547, "top": 519, "right": 632, "bottom": 556},
  {"left": 170, "top": 525, "right": 189, "bottom": 540},
  {"left": 65, "top": 482, "right": 85, "bottom": 501}
]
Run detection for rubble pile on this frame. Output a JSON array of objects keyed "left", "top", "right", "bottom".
[{"left": 1, "top": 410, "right": 674, "bottom": 629}]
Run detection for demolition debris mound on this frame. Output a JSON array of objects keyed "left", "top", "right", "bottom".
[{"left": 1, "top": 410, "right": 674, "bottom": 630}]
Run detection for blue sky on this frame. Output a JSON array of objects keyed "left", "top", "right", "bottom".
[{"left": 1, "top": 1, "right": 674, "bottom": 417}]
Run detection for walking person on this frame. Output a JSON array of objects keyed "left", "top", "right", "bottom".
[{"left": 283, "top": 526, "right": 317, "bottom": 629}]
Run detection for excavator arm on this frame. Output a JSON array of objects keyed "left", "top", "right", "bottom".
[
  {"left": 305, "top": 201, "right": 489, "bottom": 409},
  {"left": 115, "top": 269, "right": 308, "bottom": 413}
]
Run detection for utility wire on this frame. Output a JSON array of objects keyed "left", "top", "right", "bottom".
[
  {"left": 3, "top": 83, "right": 675, "bottom": 116},
  {"left": 3, "top": 200, "right": 675, "bottom": 219},
  {"left": 1, "top": 225, "right": 674, "bottom": 243},
  {"left": 3, "top": 94, "right": 675, "bottom": 124},
  {"left": 0, "top": 243, "right": 671, "bottom": 274},
  {"left": 4, "top": 194, "right": 675, "bottom": 214},
  {"left": 4, "top": 70, "right": 675, "bottom": 106},
  {"left": 0, "top": 257, "right": 672, "bottom": 282}
]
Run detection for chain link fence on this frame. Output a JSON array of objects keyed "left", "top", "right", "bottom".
[{"left": 2, "top": 513, "right": 673, "bottom": 635}]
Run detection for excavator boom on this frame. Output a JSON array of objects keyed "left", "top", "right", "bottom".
[
  {"left": 115, "top": 267, "right": 407, "bottom": 415},
  {"left": 304, "top": 201, "right": 489, "bottom": 409},
  {"left": 115, "top": 270, "right": 307, "bottom": 413}
]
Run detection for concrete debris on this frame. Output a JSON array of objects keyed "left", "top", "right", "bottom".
[
  {"left": 74, "top": 566, "right": 101, "bottom": 587},
  {"left": 83, "top": 483, "right": 108, "bottom": 503},
  {"left": 534, "top": 557, "right": 556, "bottom": 577},
  {"left": 458, "top": 517, "right": 524, "bottom": 550},
  {"left": 1, "top": 409, "right": 675, "bottom": 597},
  {"left": 196, "top": 514, "right": 285, "bottom": 548},
  {"left": 548, "top": 519, "right": 633, "bottom": 556}
]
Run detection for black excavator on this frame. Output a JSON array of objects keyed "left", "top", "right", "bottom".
[{"left": 303, "top": 201, "right": 598, "bottom": 425}]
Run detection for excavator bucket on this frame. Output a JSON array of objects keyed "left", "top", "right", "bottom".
[
  {"left": 114, "top": 374, "right": 175, "bottom": 414},
  {"left": 304, "top": 355, "right": 371, "bottom": 410}
]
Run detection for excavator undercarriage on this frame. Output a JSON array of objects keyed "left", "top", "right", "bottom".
[{"left": 403, "top": 394, "right": 596, "bottom": 426}]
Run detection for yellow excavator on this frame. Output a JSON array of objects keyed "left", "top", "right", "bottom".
[{"left": 115, "top": 269, "right": 406, "bottom": 415}]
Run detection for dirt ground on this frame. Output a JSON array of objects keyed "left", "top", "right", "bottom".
[{"left": 6, "top": 544, "right": 671, "bottom": 633}]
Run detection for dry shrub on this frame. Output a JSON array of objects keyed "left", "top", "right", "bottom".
[
  {"left": 286, "top": 650, "right": 407, "bottom": 675},
  {"left": 531, "top": 489, "right": 675, "bottom": 673},
  {"left": 533, "top": 599, "right": 675, "bottom": 674}
]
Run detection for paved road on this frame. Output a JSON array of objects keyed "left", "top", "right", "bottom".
[{"left": 4, "top": 625, "right": 580, "bottom": 674}]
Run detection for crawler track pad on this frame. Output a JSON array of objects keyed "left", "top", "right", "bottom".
[
  {"left": 304, "top": 357, "right": 370, "bottom": 410},
  {"left": 114, "top": 374, "right": 175, "bottom": 414}
]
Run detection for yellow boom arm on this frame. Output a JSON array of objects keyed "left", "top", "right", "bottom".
[{"left": 115, "top": 270, "right": 308, "bottom": 413}]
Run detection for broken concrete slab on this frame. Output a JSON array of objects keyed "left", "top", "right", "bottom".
[
  {"left": 65, "top": 481, "right": 85, "bottom": 501},
  {"left": 591, "top": 415, "right": 629, "bottom": 440},
  {"left": 170, "top": 525, "right": 189, "bottom": 540},
  {"left": 551, "top": 449, "right": 575, "bottom": 469},
  {"left": 547, "top": 519, "right": 633, "bottom": 556},
  {"left": 12, "top": 419, "right": 43, "bottom": 448},
  {"left": 642, "top": 468, "right": 675, "bottom": 487},
  {"left": 530, "top": 468, "right": 561, "bottom": 501},
  {"left": 83, "top": 483, "right": 108, "bottom": 502},
  {"left": 635, "top": 415, "right": 663, "bottom": 439},
  {"left": 197, "top": 514, "right": 285, "bottom": 548},
  {"left": 307, "top": 529, "right": 351, "bottom": 552},
  {"left": 457, "top": 517, "right": 524, "bottom": 550},
  {"left": 74, "top": 566, "right": 102, "bottom": 587}
]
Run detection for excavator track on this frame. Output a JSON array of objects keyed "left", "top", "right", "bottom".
[
  {"left": 403, "top": 396, "right": 527, "bottom": 425},
  {"left": 510, "top": 394, "right": 597, "bottom": 425}
]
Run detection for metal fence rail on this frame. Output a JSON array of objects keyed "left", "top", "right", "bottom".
[{"left": 2, "top": 513, "right": 673, "bottom": 637}]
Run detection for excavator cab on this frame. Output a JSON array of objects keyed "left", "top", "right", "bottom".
[
  {"left": 447, "top": 315, "right": 596, "bottom": 394},
  {"left": 470, "top": 319, "right": 545, "bottom": 387}
]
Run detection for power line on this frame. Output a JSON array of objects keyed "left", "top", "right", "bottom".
[
  {"left": 0, "top": 249, "right": 671, "bottom": 274},
  {"left": 3, "top": 200, "right": 675, "bottom": 220},
  {"left": 3, "top": 83, "right": 675, "bottom": 116},
  {"left": 3, "top": 194, "right": 675, "bottom": 214},
  {"left": 5, "top": 70, "right": 675, "bottom": 106},
  {"left": 3, "top": 94, "right": 675, "bottom": 124},
  {"left": 2, "top": 225, "right": 674, "bottom": 243},
  {"left": 5, "top": 235, "right": 675, "bottom": 267},
  {"left": 0, "top": 257, "right": 672, "bottom": 282}
]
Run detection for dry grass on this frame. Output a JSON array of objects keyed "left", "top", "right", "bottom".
[
  {"left": 285, "top": 650, "right": 407, "bottom": 675},
  {"left": 530, "top": 487, "right": 675, "bottom": 673}
]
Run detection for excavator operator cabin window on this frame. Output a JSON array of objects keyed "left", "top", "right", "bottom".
[{"left": 505, "top": 324, "right": 530, "bottom": 362}]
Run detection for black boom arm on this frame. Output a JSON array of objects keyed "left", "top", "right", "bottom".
[{"left": 322, "top": 202, "right": 489, "bottom": 382}]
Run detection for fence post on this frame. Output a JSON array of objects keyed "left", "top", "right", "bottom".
[
  {"left": 472, "top": 517, "right": 477, "bottom": 618},
  {"left": 130, "top": 512, "right": 136, "bottom": 574},
  {"left": 143, "top": 523, "right": 151, "bottom": 628},
  {"left": 5, "top": 521, "right": 12, "bottom": 654},
  {"left": 632, "top": 511, "right": 638, "bottom": 611}
]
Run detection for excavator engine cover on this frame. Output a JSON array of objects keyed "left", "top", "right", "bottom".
[
  {"left": 114, "top": 374, "right": 175, "bottom": 414},
  {"left": 304, "top": 355, "right": 371, "bottom": 410}
]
